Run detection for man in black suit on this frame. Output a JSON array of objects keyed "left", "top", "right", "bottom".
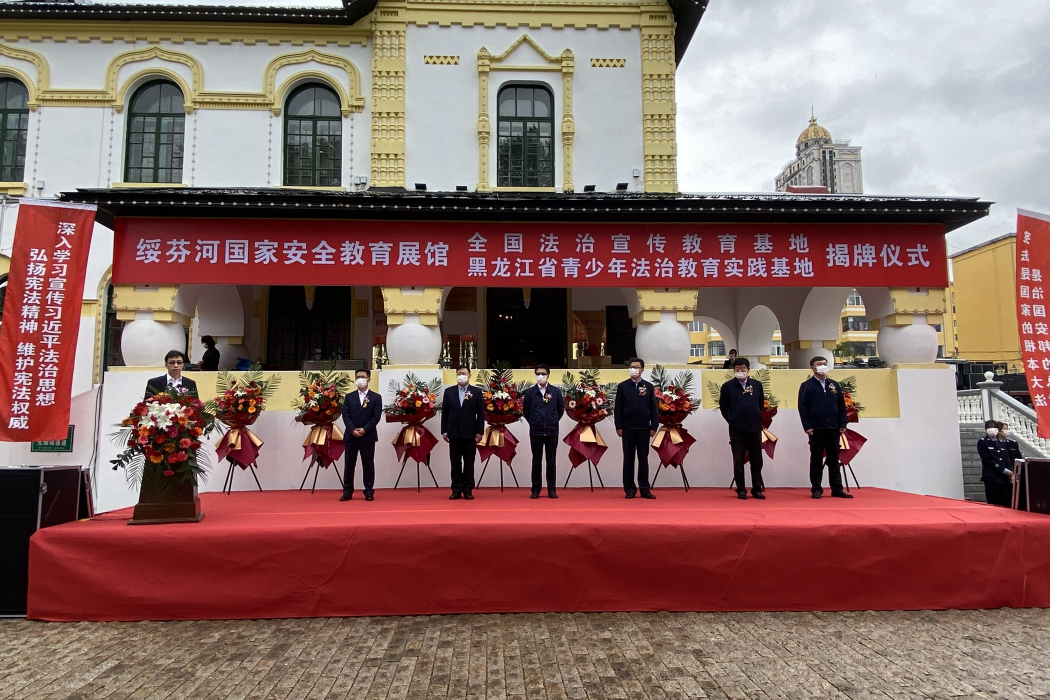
[
  {"left": 719, "top": 357, "right": 766, "bottom": 500},
  {"left": 522, "top": 364, "right": 565, "bottom": 499},
  {"left": 340, "top": 368, "right": 383, "bottom": 502},
  {"left": 797, "top": 356, "right": 853, "bottom": 499},
  {"left": 441, "top": 365, "right": 485, "bottom": 500},
  {"left": 144, "top": 350, "right": 198, "bottom": 399},
  {"left": 614, "top": 357, "right": 659, "bottom": 499}
]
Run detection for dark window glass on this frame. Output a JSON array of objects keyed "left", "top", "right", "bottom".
[
  {"left": 266, "top": 286, "right": 354, "bottom": 369},
  {"left": 0, "top": 79, "right": 29, "bottom": 182},
  {"left": 496, "top": 85, "right": 554, "bottom": 188},
  {"left": 124, "top": 80, "right": 184, "bottom": 183},
  {"left": 283, "top": 85, "right": 342, "bottom": 187}
]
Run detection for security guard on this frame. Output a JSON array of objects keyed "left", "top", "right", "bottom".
[
  {"left": 978, "top": 419, "right": 1014, "bottom": 507},
  {"left": 797, "top": 356, "right": 852, "bottom": 499}
]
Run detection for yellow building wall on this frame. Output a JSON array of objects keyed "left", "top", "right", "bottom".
[{"left": 951, "top": 237, "right": 1022, "bottom": 367}]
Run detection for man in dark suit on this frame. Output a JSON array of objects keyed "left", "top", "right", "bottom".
[
  {"left": 614, "top": 357, "right": 659, "bottom": 499},
  {"left": 340, "top": 368, "right": 383, "bottom": 502},
  {"left": 441, "top": 365, "right": 485, "bottom": 500},
  {"left": 144, "top": 350, "right": 198, "bottom": 399},
  {"left": 522, "top": 364, "right": 565, "bottom": 499},
  {"left": 719, "top": 357, "right": 766, "bottom": 500},
  {"left": 797, "top": 356, "right": 853, "bottom": 499}
]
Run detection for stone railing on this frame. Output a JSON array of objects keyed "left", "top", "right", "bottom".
[{"left": 959, "top": 374, "right": 1049, "bottom": 457}]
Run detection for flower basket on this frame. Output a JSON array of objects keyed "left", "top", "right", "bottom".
[
  {"left": 110, "top": 387, "right": 217, "bottom": 524},
  {"left": 839, "top": 376, "right": 864, "bottom": 423},
  {"left": 650, "top": 365, "right": 701, "bottom": 468},
  {"left": 212, "top": 367, "right": 280, "bottom": 470},
  {"left": 293, "top": 368, "right": 352, "bottom": 470},
  {"left": 385, "top": 372, "right": 442, "bottom": 465},
  {"left": 561, "top": 369, "right": 616, "bottom": 467},
  {"left": 474, "top": 367, "right": 529, "bottom": 464}
]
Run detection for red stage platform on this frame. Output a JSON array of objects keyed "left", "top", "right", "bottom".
[{"left": 28, "top": 487, "right": 1050, "bottom": 621}]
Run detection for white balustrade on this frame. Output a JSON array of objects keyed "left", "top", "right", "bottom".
[{"left": 957, "top": 390, "right": 983, "bottom": 424}]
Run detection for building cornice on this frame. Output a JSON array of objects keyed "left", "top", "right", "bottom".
[{"left": 59, "top": 187, "right": 992, "bottom": 232}]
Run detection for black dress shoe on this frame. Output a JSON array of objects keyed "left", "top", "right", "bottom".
[
  {"left": 641, "top": 492, "right": 656, "bottom": 500},
  {"left": 530, "top": 492, "right": 540, "bottom": 499},
  {"left": 464, "top": 493, "right": 474, "bottom": 500},
  {"left": 548, "top": 492, "right": 558, "bottom": 499},
  {"left": 449, "top": 493, "right": 461, "bottom": 500},
  {"left": 831, "top": 491, "right": 854, "bottom": 499},
  {"left": 812, "top": 492, "right": 822, "bottom": 499},
  {"left": 737, "top": 491, "right": 748, "bottom": 500},
  {"left": 625, "top": 493, "right": 636, "bottom": 499},
  {"left": 751, "top": 491, "right": 766, "bottom": 500},
  {"left": 364, "top": 494, "right": 374, "bottom": 501},
  {"left": 339, "top": 494, "right": 352, "bottom": 501}
]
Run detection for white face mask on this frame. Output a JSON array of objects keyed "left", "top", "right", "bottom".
[
  {"left": 356, "top": 378, "right": 369, "bottom": 389},
  {"left": 629, "top": 367, "right": 641, "bottom": 378},
  {"left": 735, "top": 371, "right": 748, "bottom": 380},
  {"left": 457, "top": 374, "right": 469, "bottom": 385},
  {"left": 815, "top": 365, "right": 829, "bottom": 376},
  {"left": 536, "top": 374, "right": 548, "bottom": 385},
  {"left": 987, "top": 428, "right": 1001, "bottom": 437}
]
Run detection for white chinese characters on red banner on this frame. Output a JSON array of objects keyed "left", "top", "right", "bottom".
[
  {"left": 0, "top": 202, "right": 96, "bottom": 441},
  {"left": 113, "top": 219, "right": 949, "bottom": 288},
  {"left": 1016, "top": 210, "right": 1050, "bottom": 438}
]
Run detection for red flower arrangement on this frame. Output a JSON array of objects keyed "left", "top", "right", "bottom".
[
  {"left": 111, "top": 388, "right": 216, "bottom": 486},
  {"left": 562, "top": 368, "right": 616, "bottom": 426},
  {"left": 293, "top": 368, "right": 354, "bottom": 469},
  {"left": 213, "top": 367, "right": 280, "bottom": 469},
  {"left": 476, "top": 367, "right": 525, "bottom": 426},
  {"left": 652, "top": 368, "right": 700, "bottom": 427},
  {"left": 384, "top": 372, "right": 441, "bottom": 425}
]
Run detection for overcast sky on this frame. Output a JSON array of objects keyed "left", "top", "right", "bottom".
[{"left": 676, "top": 0, "right": 1050, "bottom": 254}]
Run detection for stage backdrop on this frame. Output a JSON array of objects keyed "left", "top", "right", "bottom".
[
  {"left": 113, "top": 219, "right": 949, "bottom": 288},
  {"left": 1017, "top": 209, "right": 1050, "bottom": 438},
  {"left": 0, "top": 201, "right": 96, "bottom": 441}
]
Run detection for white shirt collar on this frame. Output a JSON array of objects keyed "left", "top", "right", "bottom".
[
  {"left": 358, "top": 388, "right": 368, "bottom": 398},
  {"left": 167, "top": 374, "right": 182, "bottom": 386}
]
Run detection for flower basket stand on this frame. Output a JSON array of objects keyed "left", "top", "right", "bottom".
[
  {"left": 299, "top": 454, "right": 344, "bottom": 494},
  {"left": 222, "top": 458, "right": 263, "bottom": 495},
  {"left": 393, "top": 453, "right": 439, "bottom": 491},
  {"left": 477, "top": 456, "right": 520, "bottom": 491},
  {"left": 651, "top": 461, "right": 691, "bottom": 491},
  {"left": 564, "top": 460, "right": 604, "bottom": 492}
]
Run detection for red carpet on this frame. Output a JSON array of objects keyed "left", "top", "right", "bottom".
[{"left": 28, "top": 487, "right": 1050, "bottom": 620}]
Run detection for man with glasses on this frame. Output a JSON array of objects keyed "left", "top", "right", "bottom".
[{"left": 145, "top": 350, "right": 198, "bottom": 399}]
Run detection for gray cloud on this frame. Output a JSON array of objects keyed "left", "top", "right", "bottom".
[{"left": 676, "top": 0, "right": 1050, "bottom": 253}]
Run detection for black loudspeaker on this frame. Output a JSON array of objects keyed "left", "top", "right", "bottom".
[
  {"left": 1014, "top": 459, "right": 1050, "bottom": 515},
  {"left": 0, "top": 466, "right": 84, "bottom": 616}
]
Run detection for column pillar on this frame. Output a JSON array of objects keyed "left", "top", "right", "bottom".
[
  {"left": 786, "top": 340, "right": 834, "bottom": 369},
  {"left": 631, "top": 288, "right": 696, "bottom": 365},
  {"left": 873, "top": 287, "right": 946, "bottom": 365},
  {"left": 382, "top": 286, "right": 443, "bottom": 367},
  {"left": 112, "top": 285, "right": 188, "bottom": 367},
  {"left": 371, "top": 0, "right": 407, "bottom": 188}
]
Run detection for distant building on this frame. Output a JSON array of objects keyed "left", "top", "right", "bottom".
[
  {"left": 949, "top": 234, "right": 1023, "bottom": 369},
  {"left": 775, "top": 115, "right": 863, "bottom": 194}
]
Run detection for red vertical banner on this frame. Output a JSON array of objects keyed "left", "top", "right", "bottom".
[
  {"left": 1017, "top": 209, "right": 1050, "bottom": 438},
  {"left": 0, "top": 201, "right": 96, "bottom": 441}
]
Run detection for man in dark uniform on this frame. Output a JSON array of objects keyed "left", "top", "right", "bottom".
[
  {"left": 719, "top": 357, "right": 766, "bottom": 500},
  {"left": 144, "top": 350, "right": 198, "bottom": 399},
  {"left": 797, "top": 356, "right": 853, "bottom": 499},
  {"left": 522, "top": 364, "right": 565, "bottom": 499},
  {"left": 722, "top": 349, "right": 738, "bottom": 370},
  {"left": 614, "top": 358, "right": 659, "bottom": 499},
  {"left": 978, "top": 419, "right": 1014, "bottom": 507},
  {"left": 340, "top": 368, "right": 383, "bottom": 502},
  {"left": 441, "top": 365, "right": 485, "bottom": 500}
]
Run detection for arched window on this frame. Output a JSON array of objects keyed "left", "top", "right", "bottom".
[
  {"left": 284, "top": 84, "right": 342, "bottom": 187},
  {"left": 497, "top": 85, "right": 554, "bottom": 188},
  {"left": 125, "top": 80, "right": 185, "bottom": 183},
  {"left": 0, "top": 79, "right": 29, "bottom": 183}
]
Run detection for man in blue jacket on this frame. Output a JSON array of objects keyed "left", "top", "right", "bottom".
[
  {"left": 614, "top": 358, "right": 659, "bottom": 499},
  {"left": 797, "top": 356, "right": 853, "bottom": 499},
  {"left": 522, "top": 364, "right": 565, "bottom": 499},
  {"left": 341, "top": 368, "right": 383, "bottom": 501},
  {"left": 719, "top": 357, "right": 766, "bottom": 500},
  {"left": 441, "top": 365, "right": 486, "bottom": 500}
]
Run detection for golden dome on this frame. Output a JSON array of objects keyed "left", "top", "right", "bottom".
[{"left": 797, "top": 116, "right": 831, "bottom": 146}]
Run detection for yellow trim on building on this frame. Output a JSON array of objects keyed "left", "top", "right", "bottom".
[
  {"left": 371, "top": 0, "right": 408, "bottom": 187},
  {"left": 639, "top": 2, "right": 676, "bottom": 192},
  {"left": 0, "top": 182, "right": 27, "bottom": 196}
]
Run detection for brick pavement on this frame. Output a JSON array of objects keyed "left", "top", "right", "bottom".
[{"left": 2, "top": 610, "right": 1049, "bottom": 700}]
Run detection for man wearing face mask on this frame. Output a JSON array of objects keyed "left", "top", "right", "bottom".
[
  {"left": 340, "top": 368, "right": 383, "bottom": 502},
  {"left": 441, "top": 365, "right": 486, "bottom": 500},
  {"left": 978, "top": 420, "right": 1015, "bottom": 507},
  {"left": 719, "top": 357, "right": 766, "bottom": 500},
  {"left": 797, "top": 356, "right": 852, "bottom": 499},
  {"left": 614, "top": 358, "right": 659, "bottom": 499},
  {"left": 522, "top": 364, "right": 565, "bottom": 499}
]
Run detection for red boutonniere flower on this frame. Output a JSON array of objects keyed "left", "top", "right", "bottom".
[
  {"left": 464, "top": 390, "right": 473, "bottom": 400},
  {"left": 362, "top": 397, "right": 369, "bottom": 407},
  {"left": 638, "top": 386, "right": 647, "bottom": 396},
  {"left": 543, "top": 393, "right": 552, "bottom": 403},
  {"left": 743, "top": 384, "right": 754, "bottom": 395}
]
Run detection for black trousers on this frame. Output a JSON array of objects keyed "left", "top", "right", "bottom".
[
  {"left": 621, "top": 428, "right": 652, "bottom": 496},
  {"left": 984, "top": 481, "right": 1013, "bottom": 507},
  {"left": 343, "top": 439, "right": 376, "bottom": 497},
  {"left": 729, "top": 430, "right": 764, "bottom": 494},
  {"left": 449, "top": 436, "right": 477, "bottom": 495},
  {"left": 530, "top": 434, "right": 558, "bottom": 494},
  {"left": 809, "top": 428, "right": 844, "bottom": 494}
]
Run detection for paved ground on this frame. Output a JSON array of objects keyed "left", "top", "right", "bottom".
[{"left": 2, "top": 610, "right": 1049, "bottom": 700}]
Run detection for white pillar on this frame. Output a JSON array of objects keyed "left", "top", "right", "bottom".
[
  {"left": 120, "top": 312, "right": 186, "bottom": 367},
  {"left": 635, "top": 311, "right": 691, "bottom": 365},
  {"left": 876, "top": 317, "right": 939, "bottom": 364},
  {"left": 386, "top": 314, "right": 442, "bottom": 366}
]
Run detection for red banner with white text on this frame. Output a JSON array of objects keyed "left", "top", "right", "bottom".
[
  {"left": 0, "top": 201, "right": 96, "bottom": 441},
  {"left": 1017, "top": 209, "right": 1050, "bottom": 437},
  {"left": 113, "top": 219, "right": 949, "bottom": 287}
]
